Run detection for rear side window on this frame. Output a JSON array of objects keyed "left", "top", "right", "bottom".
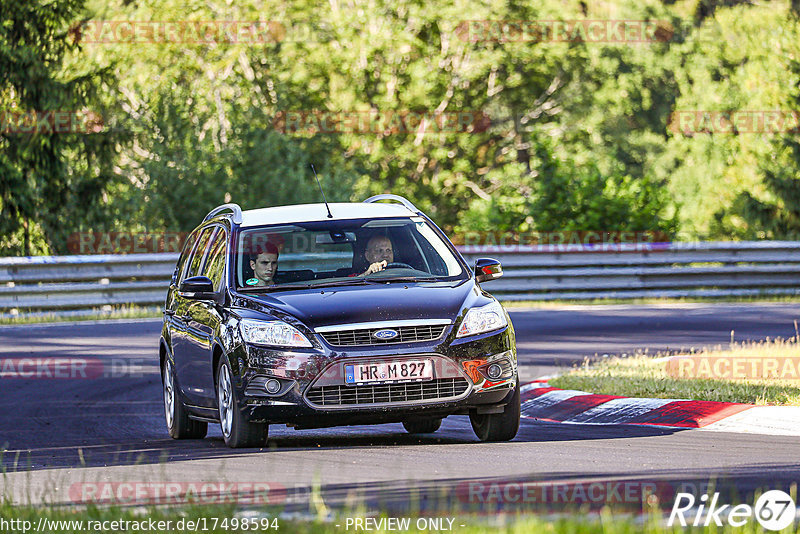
[
  {"left": 202, "top": 228, "right": 227, "bottom": 290},
  {"left": 182, "top": 227, "right": 214, "bottom": 281}
]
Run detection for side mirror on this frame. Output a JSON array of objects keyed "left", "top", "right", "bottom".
[
  {"left": 474, "top": 258, "right": 503, "bottom": 283},
  {"left": 179, "top": 276, "right": 216, "bottom": 300}
]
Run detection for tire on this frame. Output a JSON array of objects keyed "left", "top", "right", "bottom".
[
  {"left": 469, "top": 380, "right": 520, "bottom": 442},
  {"left": 163, "top": 358, "right": 208, "bottom": 439},
  {"left": 217, "top": 356, "right": 268, "bottom": 448},
  {"left": 402, "top": 417, "right": 442, "bottom": 434}
]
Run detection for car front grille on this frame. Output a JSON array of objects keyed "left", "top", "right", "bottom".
[
  {"left": 320, "top": 325, "right": 447, "bottom": 346},
  {"left": 305, "top": 377, "right": 470, "bottom": 407}
]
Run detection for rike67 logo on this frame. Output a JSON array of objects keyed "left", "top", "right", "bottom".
[{"left": 669, "top": 490, "right": 797, "bottom": 531}]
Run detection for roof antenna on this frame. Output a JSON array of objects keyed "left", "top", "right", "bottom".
[{"left": 311, "top": 164, "right": 333, "bottom": 218}]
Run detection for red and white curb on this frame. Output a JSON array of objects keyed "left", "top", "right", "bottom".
[{"left": 520, "top": 380, "right": 800, "bottom": 436}]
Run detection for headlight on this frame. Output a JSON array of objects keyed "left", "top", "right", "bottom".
[
  {"left": 239, "top": 318, "right": 313, "bottom": 348},
  {"left": 456, "top": 301, "right": 508, "bottom": 338}
]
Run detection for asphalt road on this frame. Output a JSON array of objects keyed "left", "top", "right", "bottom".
[{"left": 1, "top": 303, "right": 798, "bottom": 513}]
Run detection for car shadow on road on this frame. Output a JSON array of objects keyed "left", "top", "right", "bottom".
[{"left": 1, "top": 415, "right": 686, "bottom": 473}]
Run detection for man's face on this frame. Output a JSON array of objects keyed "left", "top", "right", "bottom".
[
  {"left": 365, "top": 236, "right": 394, "bottom": 264},
  {"left": 250, "top": 252, "right": 278, "bottom": 284}
]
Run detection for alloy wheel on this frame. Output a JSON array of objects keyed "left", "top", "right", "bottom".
[
  {"left": 163, "top": 360, "right": 175, "bottom": 429},
  {"left": 218, "top": 363, "right": 233, "bottom": 438}
]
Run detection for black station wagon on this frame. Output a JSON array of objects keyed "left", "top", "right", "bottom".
[{"left": 160, "top": 195, "right": 519, "bottom": 447}]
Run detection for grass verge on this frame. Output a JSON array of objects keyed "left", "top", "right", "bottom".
[
  {"left": 0, "top": 503, "right": 792, "bottom": 534},
  {"left": 0, "top": 305, "right": 162, "bottom": 326},
  {"left": 550, "top": 337, "right": 800, "bottom": 406}
]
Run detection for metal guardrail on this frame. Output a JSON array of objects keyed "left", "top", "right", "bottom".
[
  {"left": 459, "top": 240, "right": 800, "bottom": 301},
  {"left": 0, "top": 254, "right": 177, "bottom": 316},
  {"left": 1, "top": 241, "right": 799, "bottom": 318}
]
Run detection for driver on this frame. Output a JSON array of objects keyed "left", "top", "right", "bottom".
[{"left": 360, "top": 235, "right": 394, "bottom": 275}]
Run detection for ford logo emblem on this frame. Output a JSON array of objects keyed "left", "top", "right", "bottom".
[{"left": 373, "top": 329, "right": 398, "bottom": 340}]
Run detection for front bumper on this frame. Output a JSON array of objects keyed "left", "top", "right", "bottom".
[{"left": 231, "top": 326, "right": 517, "bottom": 428}]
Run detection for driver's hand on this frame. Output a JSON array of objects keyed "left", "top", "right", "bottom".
[{"left": 363, "top": 260, "right": 387, "bottom": 275}]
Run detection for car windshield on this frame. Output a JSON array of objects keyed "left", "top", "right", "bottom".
[{"left": 235, "top": 217, "right": 465, "bottom": 290}]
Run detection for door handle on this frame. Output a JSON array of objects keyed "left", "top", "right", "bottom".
[{"left": 164, "top": 309, "right": 176, "bottom": 316}]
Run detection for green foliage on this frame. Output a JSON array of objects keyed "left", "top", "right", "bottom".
[
  {"left": 661, "top": 3, "right": 800, "bottom": 239},
  {"left": 2, "top": 0, "right": 800, "bottom": 254},
  {"left": 82, "top": 0, "right": 368, "bottom": 232},
  {"left": 456, "top": 143, "right": 677, "bottom": 235},
  {"left": 713, "top": 55, "right": 800, "bottom": 240},
  {"left": 0, "top": 0, "right": 127, "bottom": 255},
  {"left": 116, "top": 98, "right": 365, "bottom": 231}
]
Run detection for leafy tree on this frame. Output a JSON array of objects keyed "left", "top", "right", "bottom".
[
  {"left": 456, "top": 141, "right": 677, "bottom": 236},
  {"left": 657, "top": 2, "right": 800, "bottom": 239},
  {"left": 713, "top": 56, "right": 800, "bottom": 239},
  {"left": 83, "top": 0, "right": 369, "bottom": 232},
  {"left": 5, "top": 0, "right": 799, "bottom": 255},
  {"left": 0, "top": 0, "right": 125, "bottom": 254}
]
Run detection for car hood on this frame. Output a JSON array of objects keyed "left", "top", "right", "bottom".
[{"left": 234, "top": 280, "right": 483, "bottom": 330}]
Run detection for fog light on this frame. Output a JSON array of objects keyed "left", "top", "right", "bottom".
[
  {"left": 486, "top": 363, "right": 503, "bottom": 379},
  {"left": 265, "top": 379, "right": 281, "bottom": 394}
]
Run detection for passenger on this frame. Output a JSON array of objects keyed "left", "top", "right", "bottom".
[
  {"left": 247, "top": 242, "right": 279, "bottom": 286},
  {"left": 359, "top": 235, "right": 394, "bottom": 275}
]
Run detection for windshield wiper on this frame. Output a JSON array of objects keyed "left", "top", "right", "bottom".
[
  {"left": 366, "top": 276, "right": 441, "bottom": 283},
  {"left": 310, "top": 279, "right": 378, "bottom": 288}
]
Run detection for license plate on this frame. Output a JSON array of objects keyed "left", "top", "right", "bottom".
[{"left": 344, "top": 360, "right": 433, "bottom": 385}]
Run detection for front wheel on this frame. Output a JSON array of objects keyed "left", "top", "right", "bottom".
[
  {"left": 217, "top": 356, "right": 268, "bottom": 448},
  {"left": 163, "top": 358, "right": 207, "bottom": 439},
  {"left": 470, "top": 381, "right": 520, "bottom": 442}
]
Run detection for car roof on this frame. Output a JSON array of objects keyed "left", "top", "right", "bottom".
[{"left": 239, "top": 202, "right": 419, "bottom": 228}]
